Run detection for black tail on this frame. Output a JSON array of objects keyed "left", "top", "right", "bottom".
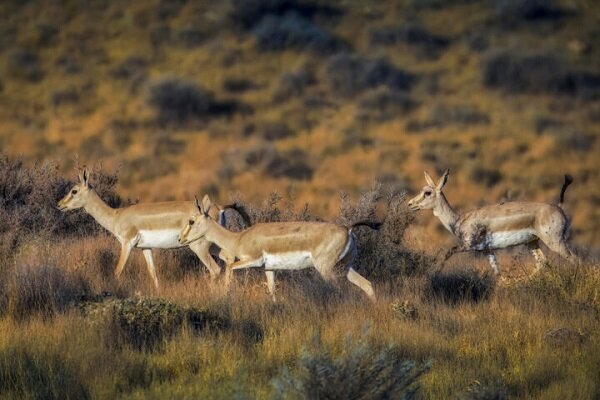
[
  {"left": 559, "top": 174, "right": 573, "bottom": 207},
  {"left": 349, "top": 220, "right": 383, "bottom": 232},
  {"left": 222, "top": 202, "right": 252, "bottom": 227}
]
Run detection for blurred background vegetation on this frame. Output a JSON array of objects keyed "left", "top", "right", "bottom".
[{"left": 1, "top": 0, "right": 599, "bottom": 252}]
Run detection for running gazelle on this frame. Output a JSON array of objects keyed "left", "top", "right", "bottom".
[
  {"left": 57, "top": 166, "right": 248, "bottom": 289},
  {"left": 407, "top": 170, "right": 579, "bottom": 275},
  {"left": 178, "top": 195, "right": 380, "bottom": 301}
]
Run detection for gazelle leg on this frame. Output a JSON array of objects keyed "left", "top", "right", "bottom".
[
  {"left": 439, "top": 244, "right": 466, "bottom": 266},
  {"left": 114, "top": 240, "right": 136, "bottom": 279},
  {"left": 265, "top": 270, "right": 276, "bottom": 301},
  {"left": 346, "top": 267, "right": 376, "bottom": 301},
  {"left": 527, "top": 242, "right": 547, "bottom": 272},
  {"left": 486, "top": 252, "right": 501, "bottom": 275},
  {"left": 189, "top": 240, "right": 221, "bottom": 280},
  {"left": 142, "top": 249, "right": 160, "bottom": 290}
]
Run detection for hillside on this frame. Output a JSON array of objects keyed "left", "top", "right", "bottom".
[{"left": 1, "top": 0, "right": 599, "bottom": 255}]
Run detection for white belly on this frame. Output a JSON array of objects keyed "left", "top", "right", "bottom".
[
  {"left": 486, "top": 230, "right": 537, "bottom": 249},
  {"left": 263, "top": 251, "right": 314, "bottom": 270},
  {"left": 137, "top": 229, "right": 182, "bottom": 249}
]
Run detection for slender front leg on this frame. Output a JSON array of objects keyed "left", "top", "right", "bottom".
[
  {"left": 265, "top": 270, "right": 276, "bottom": 302},
  {"left": 189, "top": 239, "right": 221, "bottom": 280},
  {"left": 486, "top": 252, "right": 501, "bottom": 275},
  {"left": 142, "top": 249, "right": 160, "bottom": 290},
  {"left": 114, "top": 240, "right": 136, "bottom": 279}
]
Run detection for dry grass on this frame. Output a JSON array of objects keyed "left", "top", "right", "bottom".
[{"left": 0, "top": 175, "right": 598, "bottom": 398}]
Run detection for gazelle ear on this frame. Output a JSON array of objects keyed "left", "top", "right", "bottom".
[
  {"left": 81, "top": 166, "right": 90, "bottom": 187},
  {"left": 201, "top": 194, "right": 212, "bottom": 216},
  {"left": 195, "top": 196, "right": 203, "bottom": 214},
  {"left": 424, "top": 171, "right": 435, "bottom": 187},
  {"left": 437, "top": 169, "right": 449, "bottom": 191}
]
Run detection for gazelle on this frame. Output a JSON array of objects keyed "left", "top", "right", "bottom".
[
  {"left": 407, "top": 170, "right": 579, "bottom": 275},
  {"left": 57, "top": 166, "right": 247, "bottom": 289},
  {"left": 178, "top": 195, "right": 379, "bottom": 301}
]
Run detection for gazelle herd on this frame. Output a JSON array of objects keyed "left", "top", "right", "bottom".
[{"left": 58, "top": 165, "right": 581, "bottom": 301}]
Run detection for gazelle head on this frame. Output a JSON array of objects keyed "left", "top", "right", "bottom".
[
  {"left": 408, "top": 169, "right": 449, "bottom": 211},
  {"left": 57, "top": 166, "right": 93, "bottom": 211},
  {"left": 178, "top": 194, "right": 214, "bottom": 245}
]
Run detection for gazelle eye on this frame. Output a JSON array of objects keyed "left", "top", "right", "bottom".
[
  {"left": 424, "top": 191, "right": 432, "bottom": 197},
  {"left": 71, "top": 189, "right": 78, "bottom": 195},
  {"left": 189, "top": 220, "right": 195, "bottom": 226}
]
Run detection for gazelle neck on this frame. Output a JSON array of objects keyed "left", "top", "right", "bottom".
[
  {"left": 204, "top": 219, "right": 240, "bottom": 254},
  {"left": 83, "top": 191, "right": 118, "bottom": 234},
  {"left": 433, "top": 193, "right": 460, "bottom": 235}
]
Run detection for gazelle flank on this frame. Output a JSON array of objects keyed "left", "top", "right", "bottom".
[
  {"left": 407, "top": 170, "right": 579, "bottom": 275},
  {"left": 57, "top": 166, "right": 245, "bottom": 289},
  {"left": 178, "top": 195, "right": 379, "bottom": 301}
]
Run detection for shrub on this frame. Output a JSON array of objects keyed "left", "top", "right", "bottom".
[
  {"left": 252, "top": 12, "right": 340, "bottom": 53},
  {"left": 494, "top": 0, "right": 572, "bottom": 25},
  {"left": 482, "top": 51, "right": 600, "bottom": 98},
  {"left": 356, "top": 89, "right": 418, "bottom": 123},
  {"left": 222, "top": 77, "right": 256, "bottom": 93},
  {"left": 406, "top": 104, "right": 490, "bottom": 133},
  {"left": 8, "top": 48, "right": 44, "bottom": 82},
  {"left": 468, "top": 165, "right": 502, "bottom": 187},
  {"left": 51, "top": 87, "right": 80, "bottom": 107},
  {"left": 265, "top": 148, "right": 313, "bottom": 180},
  {"left": 5, "top": 263, "right": 91, "bottom": 321},
  {"left": 274, "top": 66, "right": 316, "bottom": 101},
  {"left": 229, "top": 0, "right": 339, "bottom": 31},
  {"left": 0, "top": 154, "right": 123, "bottom": 251},
  {"left": 123, "top": 155, "right": 178, "bottom": 183},
  {"left": 80, "top": 297, "right": 229, "bottom": 351},
  {"left": 271, "top": 339, "right": 430, "bottom": 399},
  {"left": 324, "top": 53, "right": 416, "bottom": 97},
  {"left": 370, "top": 22, "right": 450, "bottom": 59},
  {"left": 261, "top": 121, "right": 295, "bottom": 141},
  {"left": 427, "top": 269, "right": 495, "bottom": 305},
  {"left": 337, "top": 184, "right": 428, "bottom": 279},
  {"left": 110, "top": 56, "right": 147, "bottom": 80},
  {"left": 176, "top": 25, "right": 210, "bottom": 48},
  {"left": 147, "top": 78, "right": 215, "bottom": 125},
  {"left": 0, "top": 345, "right": 89, "bottom": 399},
  {"left": 147, "top": 78, "right": 249, "bottom": 125}
]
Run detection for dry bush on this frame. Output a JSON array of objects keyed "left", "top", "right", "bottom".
[
  {"left": 337, "top": 184, "right": 428, "bottom": 280},
  {"left": 0, "top": 344, "right": 89, "bottom": 399},
  {"left": 271, "top": 337, "right": 430, "bottom": 400},
  {"left": 4, "top": 263, "right": 91, "bottom": 321},
  {"left": 147, "top": 78, "right": 250, "bottom": 126},
  {"left": 252, "top": 12, "right": 341, "bottom": 53},
  {"left": 0, "top": 154, "right": 123, "bottom": 253},
  {"left": 324, "top": 53, "right": 416, "bottom": 98},
  {"left": 274, "top": 65, "right": 316, "bottom": 101},
  {"left": 229, "top": 0, "right": 339, "bottom": 31},
  {"left": 7, "top": 48, "right": 44, "bottom": 82},
  {"left": 80, "top": 297, "right": 229, "bottom": 351},
  {"left": 482, "top": 50, "right": 600, "bottom": 98},
  {"left": 369, "top": 21, "right": 450, "bottom": 59}
]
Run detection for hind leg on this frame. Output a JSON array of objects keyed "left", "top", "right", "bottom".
[
  {"left": 346, "top": 268, "right": 376, "bottom": 301},
  {"left": 486, "top": 252, "right": 501, "bottom": 275},
  {"left": 539, "top": 236, "right": 580, "bottom": 266},
  {"left": 527, "top": 241, "right": 547, "bottom": 273}
]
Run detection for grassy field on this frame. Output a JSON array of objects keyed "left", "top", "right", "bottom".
[{"left": 1, "top": 0, "right": 599, "bottom": 398}]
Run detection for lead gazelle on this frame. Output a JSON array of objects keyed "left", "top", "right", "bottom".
[
  {"left": 407, "top": 169, "right": 579, "bottom": 275},
  {"left": 57, "top": 166, "right": 248, "bottom": 289},
  {"left": 178, "top": 195, "right": 380, "bottom": 301}
]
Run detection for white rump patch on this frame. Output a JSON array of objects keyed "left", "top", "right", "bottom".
[
  {"left": 137, "top": 229, "right": 182, "bottom": 249},
  {"left": 263, "top": 251, "right": 313, "bottom": 271},
  {"left": 486, "top": 229, "right": 536, "bottom": 249}
]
